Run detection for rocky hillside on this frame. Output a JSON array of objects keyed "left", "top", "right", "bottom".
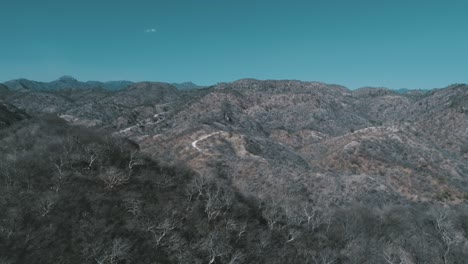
[
  {"left": 127, "top": 80, "right": 467, "bottom": 206},
  {"left": 1, "top": 79, "right": 467, "bottom": 263},
  {"left": 0, "top": 100, "right": 28, "bottom": 129},
  {"left": 3, "top": 79, "right": 467, "bottom": 205},
  {"left": 0, "top": 81, "right": 206, "bottom": 129},
  {"left": 0, "top": 84, "right": 9, "bottom": 94}
]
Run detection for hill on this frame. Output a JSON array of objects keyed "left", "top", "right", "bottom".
[
  {"left": 0, "top": 79, "right": 467, "bottom": 263},
  {"left": 0, "top": 100, "right": 28, "bottom": 128},
  {"left": 0, "top": 84, "right": 9, "bottom": 94}
]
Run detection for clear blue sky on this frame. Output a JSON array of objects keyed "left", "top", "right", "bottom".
[{"left": 1, "top": 0, "right": 467, "bottom": 89}]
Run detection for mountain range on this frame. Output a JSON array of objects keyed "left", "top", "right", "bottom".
[
  {"left": 2, "top": 76, "right": 206, "bottom": 92},
  {"left": 0, "top": 78, "right": 467, "bottom": 263},
  {"left": 1, "top": 78, "right": 466, "bottom": 203}
]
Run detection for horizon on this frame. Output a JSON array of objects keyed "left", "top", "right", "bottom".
[
  {"left": 3, "top": 75, "right": 460, "bottom": 91},
  {"left": 1, "top": 0, "right": 468, "bottom": 90}
]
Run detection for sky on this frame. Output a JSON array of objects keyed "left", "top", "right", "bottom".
[{"left": 1, "top": 0, "right": 467, "bottom": 89}]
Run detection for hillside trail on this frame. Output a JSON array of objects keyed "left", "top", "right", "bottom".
[{"left": 191, "top": 132, "right": 222, "bottom": 153}]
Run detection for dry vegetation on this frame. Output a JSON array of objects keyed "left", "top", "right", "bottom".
[{"left": 0, "top": 79, "right": 467, "bottom": 263}]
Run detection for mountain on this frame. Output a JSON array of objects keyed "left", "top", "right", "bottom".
[
  {"left": 127, "top": 80, "right": 468, "bottom": 206},
  {"left": 1, "top": 79, "right": 467, "bottom": 263},
  {"left": 393, "top": 88, "right": 412, "bottom": 94},
  {"left": 4, "top": 75, "right": 86, "bottom": 91},
  {"left": 172, "top": 81, "right": 206, "bottom": 90},
  {"left": 3, "top": 78, "right": 45, "bottom": 91},
  {"left": 3, "top": 76, "right": 133, "bottom": 91},
  {"left": 3, "top": 79, "right": 467, "bottom": 205},
  {"left": 86, "top": 80, "right": 134, "bottom": 90},
  {"left": 1, "top": 81, "right": 198, "bottom": 128},
  {"left": 3, "top": 79, "right": 467, "bottom": 204}
]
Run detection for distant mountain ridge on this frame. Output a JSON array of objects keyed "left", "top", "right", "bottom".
[
  {"left": 3, "top": 76, "right": 134, "bottom": 91},
  {"left": 3, "top": 76, "right": 441, "bottom": 93},
  {"left": 171, "top": 81, "right": 206, "bottom": 90},
  {"left": 2, "top": 76, "right": 206, "bottom": 92}
]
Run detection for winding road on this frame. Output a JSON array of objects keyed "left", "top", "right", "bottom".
[{"left": 191, "top": 132, "right": 222, "bottom": 153}]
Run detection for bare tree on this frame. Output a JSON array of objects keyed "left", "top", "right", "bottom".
[
  {"left": 88, "top": 154, "right": 98, "bottom": 170},
  {"left": 51, "top": 157, "right": 67, "bottom": 193},
  {"left": 204, "top": 184, "right": 233, "bottom": 221},
  {"left": 286, "top": 229, "right": 300, "bottom": 243},
  {"left": 311, "top": 248, "right": 336, "bottom": 264},
  {"left": 0, "top": 215, "right": 15, "bottom": 240},
  {"left": 100, "top": 167, "right": 129, "bottom": 190},
  {"left": 262, "top": 198, "right": 284, "bottom": 231},
  {"left": 95, "top": 238, "right": 131, "bottom": 264},
  {"left": 302, "top": 201, "right": 329, "bottom": 232},
  {"left": 284, "top": 203, "right": 304, "bottom": 227},
  {"left": 227, "top": 250, "right": 244, "bottom": 264},
  {"left": 430, "top": 207, "right": 464, "bottom": 264},
  {"left": 338, "top": 207, "right": 366, "bottom": 243},
  {"left": 53, "top": 158, "right": 65, "bottom": 180},
  {"left": 186, "top": 176, "right": 208, "bottom": 201},
  {"left": 127, "top": 150, "right": 142, "bottom": 177},
  {"left": 61, "top": 136, "right": 76, "bottom": 163},
  {"left": 84, "top": 143, "right": 102, "bottom": 170},
  {"left": 258, "top": 231, "right": 271, "bottom": 249},
  {"left": 236, "top": 222, "right": 247, "bottom": 241},
  {"left": 157, "top": 173, "right": 177, "bottom": 189},
  {"left": 205, "top": 231, "right": 228, "bottom": 264},
  {"left": 224, "top": 217, "right": 237, "bottom": 232},
  {"left": 224, "top": 218, "right": 247, "bottom": 243},
  {"left": 381, "top": 242, "right": 414, "bottom": 264},
  {"left": 0, "top": 160, "right": 15, "bottom": 190},
  {"left": 37, "top": 192, "right": 57, "bottom": 217},
  {"left": 146, "top": 218, "right": 177, "bottom": 247},
  {"left": 123, "top": 195, "right": 141, "bottom": 216}
]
